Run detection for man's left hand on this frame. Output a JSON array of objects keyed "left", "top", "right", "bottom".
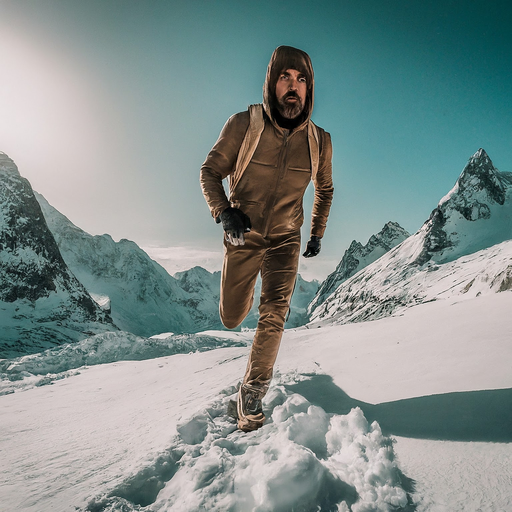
[{"left": 303, "top": 236, "right": 321, "bottom": 258}]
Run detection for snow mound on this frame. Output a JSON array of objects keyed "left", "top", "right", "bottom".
[
  {"left": 86, "top": 384, "right": 410, "bottom": 512},
  {"left": 0, "top": 331, "right": 249, "bottom": 394}
]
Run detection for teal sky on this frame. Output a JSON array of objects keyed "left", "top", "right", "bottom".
[{"left": 1, "top": 0, "right": 511, "bottom": 278}]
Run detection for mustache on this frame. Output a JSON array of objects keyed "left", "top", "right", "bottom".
[{"left": 283, "top": 91, "right": 300, "bottom": 100}]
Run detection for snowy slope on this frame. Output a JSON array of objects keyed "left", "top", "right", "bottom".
[
  {"left": 1, "top": 292, "right": 511, "bottom": 511},
  {"left": 0, "top": 153, "right": 115, "bottom": 357},
  {"left": 309, "top": 222, "right": 410, "bottom": 312},
  {"left": 309, "top": 149, "right": 512, "bottom": 325}
]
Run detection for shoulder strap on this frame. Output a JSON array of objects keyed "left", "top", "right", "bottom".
[
  {"left": 230, "top": 104, "right": 321, "bottom": 193},
  {"left": 308, "top": 120, "right": 320, "bottom": 181},
  {"left": 230, "top": 104, "right": 265, "bottom": 194}
]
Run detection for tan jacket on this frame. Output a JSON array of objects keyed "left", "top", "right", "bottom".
[{"left": 200, "top": 46, "right": 334, "bottom": 239}]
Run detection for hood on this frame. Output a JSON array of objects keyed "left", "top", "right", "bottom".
[{"left": 263, "top": 45, "right": 314, "bottom": 128}]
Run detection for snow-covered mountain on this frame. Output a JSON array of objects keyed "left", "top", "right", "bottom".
[
  {"left": 0, "top": 153, "right": 115, "bottom": 357},
  {"left": 35, "top": 193, "right": 226, "bottom": 336},
  {"left": 415, "top": 147, "right": 512, "bottom": 265},
  {"left": 309, "top": 221, "right": 410, "bottom": 312},
  {"left": 309, "top": 149, "right": 512, "bottom": 325},
  {"left": 173, "top": 265, "right": 224, "bottom": 330}
]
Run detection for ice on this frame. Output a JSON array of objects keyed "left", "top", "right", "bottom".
[{"left": 87, "top": 384, "right": 408, "bottom": 512}]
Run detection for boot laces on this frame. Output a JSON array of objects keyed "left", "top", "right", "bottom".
[{"left": 243, "top": 388, "right": 263, "bottom": 415}]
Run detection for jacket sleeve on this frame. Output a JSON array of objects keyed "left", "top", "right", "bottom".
[
  {"left": 200, "top": 112, "right": 249, "bottom": 221},
  {"left": 311, "top": 130, "right": 334, "bottom": 238}
]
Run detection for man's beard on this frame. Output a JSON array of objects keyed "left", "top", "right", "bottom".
[{"left": 276, "top": 92, "right": 304, "bottom": 120}]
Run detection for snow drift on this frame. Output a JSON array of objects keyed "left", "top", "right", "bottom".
[
  {"left": 0, "top": 330, "right": 250, "bottom": 395},
  {"left": 86, "top": 384, "right": 410, "bottom": 512}
]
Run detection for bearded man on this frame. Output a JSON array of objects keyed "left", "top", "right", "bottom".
[{"left": 200, "top": 45, "right": 334, "bottom": 431}]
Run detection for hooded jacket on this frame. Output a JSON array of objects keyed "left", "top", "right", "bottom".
[{"left": 200, "top": 46, "right": 334, "bottom": 239}]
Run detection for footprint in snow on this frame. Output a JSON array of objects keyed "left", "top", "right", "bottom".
[{"left": 86, "top": 376, "right": 412, "bottom": 512}]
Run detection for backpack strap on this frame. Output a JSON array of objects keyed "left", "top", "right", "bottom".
[
  {"left": 231, "top": 104, "right": 320, "bottom": 193},
  {"left": 230, "top": 104, "right": 265, "bottom": 194},
  {"left": 308, "top": 120, "right": 320, "bottom": 181}
]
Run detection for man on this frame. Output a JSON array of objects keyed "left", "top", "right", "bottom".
[{"left": 200, "top": 45, "right": 334, "bottom": 432}]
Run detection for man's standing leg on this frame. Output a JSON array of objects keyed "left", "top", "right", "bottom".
[{"left": 238, "top": 231, "right": 301, "bottom": 431}]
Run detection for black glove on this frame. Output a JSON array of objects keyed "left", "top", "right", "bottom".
[
  {"left": 303, "top": 236, "right": 321, "bottom": 258},
  {"left": 219, "top": 207, "right": 251, "bottom": 246}
]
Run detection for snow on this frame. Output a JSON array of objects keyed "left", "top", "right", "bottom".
[
  {"left": 0, "top": 330, "right": 250, "bottom": 395},
  {"left": 438, "top": 181, "right": 459, "bottom": 206},
  {"left": 394, "top": 437, "right": 512, "bottom": 512},
  {"left": 1, "top": 291, "right": 511, "bottom": 511},
  {"left": 95, "top": 391, "right": 407, "bottom": 512}
]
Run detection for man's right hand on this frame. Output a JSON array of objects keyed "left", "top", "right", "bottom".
[{"left": 219, "top": 207, "right": 252, "bottom": 246}]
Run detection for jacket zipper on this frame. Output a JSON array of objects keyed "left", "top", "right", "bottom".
[{"left": 262, "top": 130, "right": 289, "bottom": 238}]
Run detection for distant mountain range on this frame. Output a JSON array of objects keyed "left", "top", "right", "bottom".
[
  {"left": 35, "top": 194, "right": 320, "bottom": 336},
  {"left": 0, "top": 152, "right": 320, "bottom": 356},
  {"left": 2, "top": 148, "right": 511, "bottom": 357},
  {"left": 308, "top": 149, "right": 512, "bottom": 326},
  {"left": 35, "top": 192, "right": 225, "bottom": 337}
]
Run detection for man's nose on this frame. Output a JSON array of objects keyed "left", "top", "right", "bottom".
[{"left": 288, "top": 78, "right": 298, "bottom": 90}]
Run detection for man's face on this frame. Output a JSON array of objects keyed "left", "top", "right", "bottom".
[{"left": 275, "top": 68, "right": 307, "bottom": 120}]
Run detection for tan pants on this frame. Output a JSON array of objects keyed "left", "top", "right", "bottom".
[{"left": 220, "top": 230, "right": 301, "bottom": 393}]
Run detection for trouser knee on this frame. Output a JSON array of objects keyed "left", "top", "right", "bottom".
[{"left": 219, "top": 295, "right": 254, "bottom": 329}]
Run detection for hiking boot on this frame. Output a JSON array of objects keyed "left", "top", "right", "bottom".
[{"left": 237, "top": 384, "right": 266, "bottom": 432}]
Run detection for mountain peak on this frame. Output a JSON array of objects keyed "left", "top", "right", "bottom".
[
  {"left": 438, "top": 148, "right": 504, "bottom": 209},
  {"left": 415, "top": 149, "right": 511, "bottom": 266},
  {"left": 308, "top": 222, "right": 410, "bottom": 313},
  {"left": 471, "top": 148, "right": 489, "bottom": 158},
  {"left": 0, "top": 152, "right": 20, "bottom": 176},
  {"left": 464, "top": 147, "right": 495, "bottom": 175},
  {"left": 457, "top": 148, "right": 504, "bottom": 206}
]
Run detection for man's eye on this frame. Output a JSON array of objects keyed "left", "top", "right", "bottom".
[
  {"left": 298, "top": 77, "right": 306, "bottom": 83},
  {"left": 280, "top": 75, "right": 288, "bottom": 80}
]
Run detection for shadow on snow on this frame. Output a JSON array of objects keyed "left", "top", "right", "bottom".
[{"left": 285, "top": 374, "right": 512, "bottom": 443}]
